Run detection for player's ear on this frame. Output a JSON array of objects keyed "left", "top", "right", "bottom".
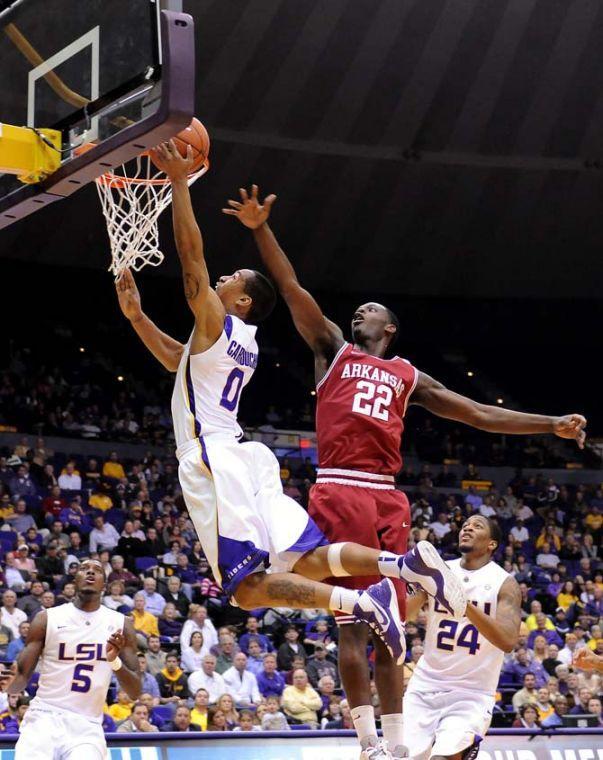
[{"left": 236, "top": 293, "right": 252, "bottom": 309}]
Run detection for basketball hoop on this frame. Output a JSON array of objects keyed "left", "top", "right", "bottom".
[{"left": 91, "top": 150, "right": 208, "bottom": 279}]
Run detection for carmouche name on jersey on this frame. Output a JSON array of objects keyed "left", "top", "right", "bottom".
[
  {"left": 341, "top": 363, "right": 404, "bottom": 396},
  {"left": 58, "top": 642, "right": 107, "bottom": 661},
  {"left": 227, "top": 340, "right": 258, "bottom": 369}
]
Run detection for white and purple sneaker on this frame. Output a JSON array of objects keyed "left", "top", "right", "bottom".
[
  {"left": 353, "top": 578, "right": 406, "bottom": 665},
  {"left": 360, "top": 740, "right": 394, "bottom": 760},
  {"left": 401, "top": 540, "right": 466, "bottom": 618}
]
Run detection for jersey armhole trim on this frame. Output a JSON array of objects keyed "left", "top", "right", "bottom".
[
  {"left": 316, "top": 342, "right": 349, "bottom": 392},
  {"left": 402, "top": 365, "right": 419, "bottom": 415}
]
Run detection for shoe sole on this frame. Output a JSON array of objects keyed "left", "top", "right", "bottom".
[
  {"left": 404, "top": 541, "right": 464, "bottom": 616},
  {"left": 369, "top": 578, "right": 406, "bottom": 666}
]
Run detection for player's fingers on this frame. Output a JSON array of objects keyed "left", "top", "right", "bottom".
[
  {"left": 239, "top": 187, "right": 249, "bottom": 202},
  {"left": 251, "top": 184, "right": 259, "bottom": 199},
  {"left": 222, "top": 209, "right": 238, "bottom": 216},
  {"left": 227, "top": 200, "right": 242, "bottom": 209},
  {"left": 264, "top": 194, "right": 277, "bottom": 208},
  {"left": 186, "top": 144, "right": 193, "bottom": 160}
]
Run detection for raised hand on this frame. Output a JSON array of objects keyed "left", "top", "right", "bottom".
[
  {"left": 116, "top": 268, "right": 143, "bottom": 322},
  {"left": 553, "top": 414, "right": 587, "bottom": 449},
  {"left": 149, "top": 140, "right": 194, "bottom": 181},
  {"left": 106, "top": 630, "right": 126, "bottom": 663},
  {"left": 573, "top": 647, "right": 602, "bottom": 672},
  {"left": 222, "top": 184, "right": 277, "bottom": 229}
]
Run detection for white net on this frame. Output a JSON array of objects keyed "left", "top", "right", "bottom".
[{"left": 95, "top": 153, "right": 207, "bottom": 279}]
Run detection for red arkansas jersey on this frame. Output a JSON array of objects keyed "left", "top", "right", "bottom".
[{"left": 315, "top": 343, "right": 419, "bottom": 477}]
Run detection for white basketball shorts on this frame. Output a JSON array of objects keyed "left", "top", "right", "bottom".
[
  {"left": 403, "top": 684, "right": 494, "bottom": 759},
  {"left": 177, "top": 435, "right": 327, "bottom": 596},
  {"left": 15, "top": 704, "right": 107, "bottom": 760}
]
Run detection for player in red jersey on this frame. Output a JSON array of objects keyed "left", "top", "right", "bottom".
[{"left": 224, "top": 186, "right": 587, "bottom": 760}]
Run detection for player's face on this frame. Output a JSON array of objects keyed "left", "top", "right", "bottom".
[
  {"left": 74, "top": 561, "right": 105, "bottom": 594},
  {"left": 459, "top": 516, "right": 495, "bottom": 555},
  {"left": 215, "top": 269, "right": 254, "bottom": 314},
  {"left": 351, "top": 302, "right": 395, "bottom": 345}
]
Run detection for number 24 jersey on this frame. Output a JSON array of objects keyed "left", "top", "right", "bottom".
[{"left": 411, "top": 559, "right": 509, "bottom": 696}]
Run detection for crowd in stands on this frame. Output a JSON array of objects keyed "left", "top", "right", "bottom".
[{"left": 0, "top": 432, "right": 599, "bottom": 735}]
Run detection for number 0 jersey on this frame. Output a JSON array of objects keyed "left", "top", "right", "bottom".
[
  {"left": 33, "top": 603, "right": 125, "bottom": 721},
  {"left": 171, "top": 315, "right": 258, "bottom": 453},
  {"left": 412, "top": 559, "right": 509, "bottom": 696},
  {"left": 316, "top": 343, "right": 418, "bottom": 478}
]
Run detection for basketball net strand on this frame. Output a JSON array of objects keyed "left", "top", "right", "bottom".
[{"left": 95, "top": 154, "right": 208, "bottom": 280}]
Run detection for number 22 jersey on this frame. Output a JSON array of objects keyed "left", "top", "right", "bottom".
[
  {"left": 411, "top": 559, "right": 509, "bottom": 696},
  {"left": 316, "top": 343, "right": 418, "bottom": 476}
]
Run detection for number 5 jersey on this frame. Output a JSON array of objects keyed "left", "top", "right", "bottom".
[{"left": 411, "top": 559, "right": 509, "bottom": 695}]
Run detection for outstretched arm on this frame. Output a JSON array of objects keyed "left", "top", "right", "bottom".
[
  {"left": 5, "top": 610, "right": 46, "bottom": 692},
  {"left": 573, "top": 648, "right": 603, "bottom": 673},
  {"left": 223, "top": 186, "right": 344, "bottom": 360},
  {"left": 115, "top": 269, "right": 184, "bottom": 372},
  {"left": 465, "top": 576, "right": 521, "bottom": 653},
  {"left": 411, "top": 372, "right": 587, "bottom": 448},
  {"left": 151, "top": 141, "right": 225, "bottom": 350}
]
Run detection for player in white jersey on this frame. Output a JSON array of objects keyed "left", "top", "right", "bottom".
[
  {"left": 115, "top": 141, "right": 467, "bottom": 670},
  {"left": 4, "top": 559, "right": 140, "bottom": 760},
  {"left": 403, "top": 516, "right": 522, "bottom": 760}
]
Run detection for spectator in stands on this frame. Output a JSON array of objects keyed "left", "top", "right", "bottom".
[
  {"left": 261, "top": 695, "right": 290, "bottom": 731},
  {"left": 245, "top": 639, "right": 266, "bottom": 677},
  {"left": 162, "top": 576, "right": 189, "bottom": 619},
  {"left": 0, "top": 590, "right": 26, "bottom": 639},
  {"left": 285, "top": 655, "right": 307, "bottom": 685},
  {"left": 215, "top": 634, "right": 237, "bottom": 675},
  {"left": 12, "top": 545, "right": 35, "bottom": 576},
  {"left": 216, "top": 694, "right": 239, "bottom": 730},
  {"left": 306, "top": 642, "right": 338, "bottom": 688},
  {"left": 542, "top": 644, "right": 562, "bottom": 677},
  {"left": 5, "top": 621, "right": 29, "bottom": 662},
  {"left": 9, "top": 465, "right": 36, "bottom": 499},
  {"left": 256, "top": 653, "right": 286, "bottom": 700},
  {"left": 116, "top": 702, "right": 159, "bottom": 733},
  {"left": 132, "top": 592, "right": 159, "bottom": 646},
  {"left": 238, "top": 615, "right": 273, "bottom": 654},
  {"left": 222, "top": 653, "right": 262, "bottom": 707},
  {"left": 506, "top": 648, "right": 548, "bottom": 688},
  {"left": 188, "top": 654, "right": 226, "bottom": 705},
  {"left": 558, "top": 633, "right": 581, "bottom": 666},
  {"left": 207, "top": 707, "right": 228, "bottom": 732},
  {"left": 277, "top": 626, "right": 307, "bottom": 671},
  {"left": 510, "top": 519, "right": 529, "bottom": 544},
  {"left": 6, "top": 499, "right": 36, "bottom": 534},
  {"left": 57, "top": 462, "right": 81, "bottom": 491},
  {"left": 16, "top": 580, "right": 43, "bottom": 620},
  {"left": 181, "top": 631, "right": 208, "bottom": 673},
  {"left": 512, "top": 673, "right": 539, "bottom": 712},
  {"left": 429, "top": 513, "right": 451, "bottom": 540},
  {"left": 234, "top": 709, "right": 261, "bottom": 732},
  {"left": 190, "top": 688, "right": 209, "bottom": 731},
  {"left": 536, "top": 542, "right": 560, "bottom": 572},
  {"left": 282, "top": 669, "right": 322, "bottom": 728},
  {"left": 137, "top": 652, "right": 160, "bottom": 702},
  {"left": 587, "top": 697, "right": 602, "bottom": 726},
  {"left": 107, "top": 689, "right": 133, "bottom": 723},
  {"left": 512, "top": 704, "right": 540, "bottom": 729},
  {"left": 165, "top": 705, "right": 200, "bottom": 732},
  {"left": 179, "top": 604, "right": 218, "bottom": 657},
  {"left": 156, "top": 653, "right": 189, "bottom": 705},
  {"left": 145, "top": 635, "right": 166, "bottom": 677},
  {"left": 89, "top": 516, "right": 120, "bottom": 553},
  {"left": 103, "top": 580, "right": 134, "bottom": 613},
  {"left": 528, "top": 614, "right": 563, "bottom": 649},
  {"left": 541, "top": 696, "right": 569, "bottom": 728},
  {"left": 534, "top": 687, "right": 554, "bottom": 722},
  {"left": 324, "top": 698, "right": 354, "bottom": 731},
  {"left": 158, "top": 602, "right": 182, "bottom": 644},
  {"left": 42, "top": 486, "right": 66, "bottom": 524},
  {"left": 102, "top": 452, "right": 126, "bottom": 481},
  {"left": 570, "top": 687, "right": 593, "bottom": 715},
  {"left": 89, "top": 484, "right": 113, "bottom": 513},
  {"left": 139, "top": 577, "right": 165, "bottom": 619}
]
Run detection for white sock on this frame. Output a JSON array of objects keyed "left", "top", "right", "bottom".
[
  {"left": 381, "top": 713, "right": 406, "bottom": 756},
  {"left": 329, "top": 586, "right": 360, "bottom": 614},
  {"left": 351, "top": 704, "right": 378, "bottom": 750},
  {"left": 378, "top": 550, "right": 403, "bottom": 578}
]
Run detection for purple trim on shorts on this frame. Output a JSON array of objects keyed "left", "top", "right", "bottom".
[
  {"left": 285, "top": 515, "right": 328, "bottom": 553},
  {"left": 217, "top": 534, "right": 270, "bottom": 596}
]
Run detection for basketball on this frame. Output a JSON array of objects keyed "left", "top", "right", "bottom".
[{"left": 154, "top": 117, "right": 210, "bottom": 174}]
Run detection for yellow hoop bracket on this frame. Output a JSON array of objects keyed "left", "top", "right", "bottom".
[{"left": 0, "top": 123, "right": 61, "bottom": 184}]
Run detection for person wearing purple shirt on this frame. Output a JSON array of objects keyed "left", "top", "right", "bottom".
[
  {"left": 504, "top": 648, "right": 549, "bottom": 689},
  {"left": 256, "top": 653, "right": 285, "bottom": 699},
  {"left": 527, "top": 619, "right": 563, "bottom": 650},
  {"left": 239, "top": 617, "right": 274, "bottom": 654}
]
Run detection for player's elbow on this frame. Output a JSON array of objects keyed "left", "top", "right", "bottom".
[
  {"left": 501, "top": 631, "right": 519, "bottom": 653},
  {"left": 126, "top": 677, "right": 143, "bottom": 700}
]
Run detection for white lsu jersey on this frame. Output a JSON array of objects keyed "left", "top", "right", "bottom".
[
  {"left": 32, "top": 603, "right": 125, "bottom": 721},
  {"left": 411, "top": 559, "right": 509, "bottom": 696},
  {"left": 171, "top": 314, "right": 258, "bottom": 452}
]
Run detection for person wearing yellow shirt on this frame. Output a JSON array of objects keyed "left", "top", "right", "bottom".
[
  {"left": 584, "top": 509, "right": 602, "bottom": 532},
  {"left": 190, "top": 688, "right": 209, "bottom": 731},
  {"left": 103, "top": 452, "right": 126, "bottom": 480},
  {"left": 89, "top": 487, "right": 114, "bottom": 512},
  {"left": 282, "top": 669, "right": 322, "bottom": 728},
  {"left": 535, "top": 528, "right": 561, "bottom": 552},
  {"left": 0, "top": 494, "right": 14, "bottom": 520},
  {"left": 557, "top": 581, "right": 579, "bottom": 611},
  {"left": 526, "top": 602, "right": 555, "bottom": 632},
  {"left": 132, "top": 593, "right": 160, "bottom": 644},
  {"left": 534, "top": 687, "right": 554, "bottom": 722},
  {"left": 107, "top": 689, "right": 134, "bottom": 723}
]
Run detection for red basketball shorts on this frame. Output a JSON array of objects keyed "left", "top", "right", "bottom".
[{"left": 308, "top": 481, "right": 410, "bottom": 624}]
